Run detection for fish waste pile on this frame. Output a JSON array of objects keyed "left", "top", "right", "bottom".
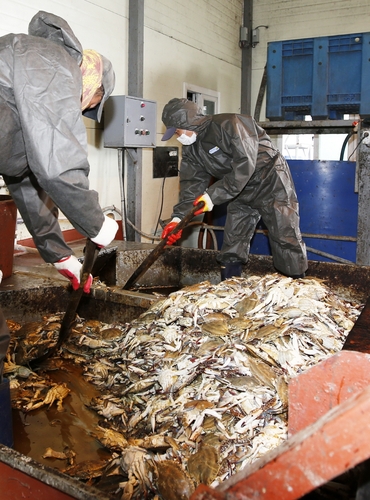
[{"left": 6, "top": 273, "right": 362, "bottom": 499}]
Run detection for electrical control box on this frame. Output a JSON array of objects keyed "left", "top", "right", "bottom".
[{"left": 104, "top": 95, "right": 157, "bottom": 148}]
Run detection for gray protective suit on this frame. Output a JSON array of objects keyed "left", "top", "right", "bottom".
[
  {"left": 162, "top": 98, "right": 308, "bottom": 277},
  {"left": 0, "top": 11, "right": 115, "bottom": 375},
  {"left": 0, "top": 11, "right": 115, "bottom": 264}
]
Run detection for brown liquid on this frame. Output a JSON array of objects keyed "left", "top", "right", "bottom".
[{"left": 12, "top": 360, "right": 112, "bottom": 470}]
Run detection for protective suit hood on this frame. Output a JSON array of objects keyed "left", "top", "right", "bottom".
[
  {"left": 28, "top": 10, "right": 83, "bottom": 64},
  {"left": 162, "top": 98, "right": 210, "bottom": 138},
  {"left": 28, "top": 11, "right": 115, "bottom": 122}
]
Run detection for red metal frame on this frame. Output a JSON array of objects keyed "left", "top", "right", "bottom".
[
  {"left": 190, "top": 351, "right": 370, "bottom": 500},
  {"left": 0, "top": 461, "right": 75, "bottom": 500}
]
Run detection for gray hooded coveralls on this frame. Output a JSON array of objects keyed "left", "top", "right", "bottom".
[
  {"left": 0, "top": 11, "right": 115, "bottom": 379},
  {"left": 162, "top": 98, "right": 308, "bottom": 277}
]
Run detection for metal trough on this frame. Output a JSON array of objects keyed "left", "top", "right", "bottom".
[{"left": 1, "top": 242, "right": 370, "bottom": 499}]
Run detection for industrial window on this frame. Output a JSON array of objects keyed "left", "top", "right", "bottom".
[{"left": 184, "top": 82, "right": 219, "bottom": 115}]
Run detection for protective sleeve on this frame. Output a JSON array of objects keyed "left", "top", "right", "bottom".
[
  {"left": 206, "top": 117, "right": 260, "bottom": 205},
  {"left": 12, "top": 40, "right": 105, "bottom": 255},
  {"left": 171, "top": 150, "right": 212, "bottom": 218},
  {"left": 3, "top": 172, "right": 72, "bottom": 263}
]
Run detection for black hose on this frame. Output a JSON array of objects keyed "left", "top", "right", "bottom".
[
  {"left": 254, "top": 65, "right": 267, "bottom": 122},
  {"left": 340, "top": 131, "right": 355, "bottom": 161}
]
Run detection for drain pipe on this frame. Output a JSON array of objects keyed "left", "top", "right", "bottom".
[{"left": 240, "top": 0, "right": 253, "bottom": 114}]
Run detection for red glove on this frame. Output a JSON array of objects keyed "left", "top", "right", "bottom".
[
  {"left": 161, "top": 218, "right": 182, "bottom": 245},
  {"left": 193, "top": 192, "right": 214, "bottom": 216},
  {"left": 54, "top": 255, "right": 93, "bottom": 293}
]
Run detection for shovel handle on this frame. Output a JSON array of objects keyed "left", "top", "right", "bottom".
[
  {"left": 122, "top": 201, "right": 204, "bottom": 290},
  {"left": 57, "top": 239, "right": 100, "bottom": 345},
  {"left": 80, "top": 239, "right": 100, "bottom": 290}
]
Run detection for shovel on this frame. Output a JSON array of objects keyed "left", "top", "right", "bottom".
[
  {"left": 122, "top": 201, "right": 204, "bottom": 290},
  {"left": 30, "top": 238, "right": 100, "bottom": 366}
]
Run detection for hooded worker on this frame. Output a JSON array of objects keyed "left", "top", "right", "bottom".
[
  {"left": 161, "top": 98, "right": 308, "bottom": 280},
  {"left": 0, "top": 10, "right": 118, "bottom": 287},
  {"left": 0, "top": 12, "right": 118, "bottom": 390}
]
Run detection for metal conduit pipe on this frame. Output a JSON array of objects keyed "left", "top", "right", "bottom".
[
  {"left": 305, "top": 246, "right": 354, "bottom": 265},
  {"left": 103, "top": 210, "right": 356, "bottom": 265}
]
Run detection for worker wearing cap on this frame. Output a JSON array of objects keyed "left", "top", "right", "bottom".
[
  {"left": 161, "top": 98, "right": 307, "bottom": 280},
  {"left": 0, "top": 11, "right": 118, "bottom": 292}
]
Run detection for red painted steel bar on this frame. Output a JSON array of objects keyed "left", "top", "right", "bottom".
[
  {"left": 288, "top": 350, "right": 370, "bottom": 435},
  {"left": 0, "top": 461, "right": 75, "bottom": 500}
]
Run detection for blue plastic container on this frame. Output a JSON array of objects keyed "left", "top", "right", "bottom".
[
  {"left": 267, "top": 33, "right": 370, "bottom": 120},
  {"left": 211, "top": 160, "right": 358, "bottom": 264}
]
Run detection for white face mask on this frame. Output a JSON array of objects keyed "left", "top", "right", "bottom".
[{"left": 177, "top": 132, "right": 197, "bottom": 146}]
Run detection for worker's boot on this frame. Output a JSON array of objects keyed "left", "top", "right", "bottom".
[
  {"left": 220, "top": 262, "right": 242, "bottom": 281},
  {"left": 291, "top": 273, "right": 306, "bottom": 279},
  {"left": 0, "top": 377, "right": 13, "bottom": 448}
]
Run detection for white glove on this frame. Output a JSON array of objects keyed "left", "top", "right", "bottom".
[
  {"left": 54, "top": 255, "right": 92, "bottom": 292},
  {"left": 91, "top": 215, "right": 119, "bottom": 248}
]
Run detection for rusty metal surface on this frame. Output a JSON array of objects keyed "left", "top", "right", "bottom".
[
  {"left": 7, "top": 241, "right": 370, "bottom": 304},
  {"left": 343, "top": 295, "right": 370, "bottom": 353},
  {"left": 259, "top": 119, "right": 354, "bottom": 135},
  {"left": 0, "top": 285, "right": 158, "bottom": 325},
  {"left": 355, "top": 124, "right": 370, "bottom": 265},
  {"left": 115, "top": 243, "right": 370, "bottom": 302}
]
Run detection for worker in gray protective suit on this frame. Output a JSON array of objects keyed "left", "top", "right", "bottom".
[
  {"left": 0, "top": 10, "right": 118, "bottom": 273},
  {"left": 0, "top": 12, "right": 118, "bottom": 399},
  {"left": 161, "top": 98, "right": 308, "bottom": 281}
]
